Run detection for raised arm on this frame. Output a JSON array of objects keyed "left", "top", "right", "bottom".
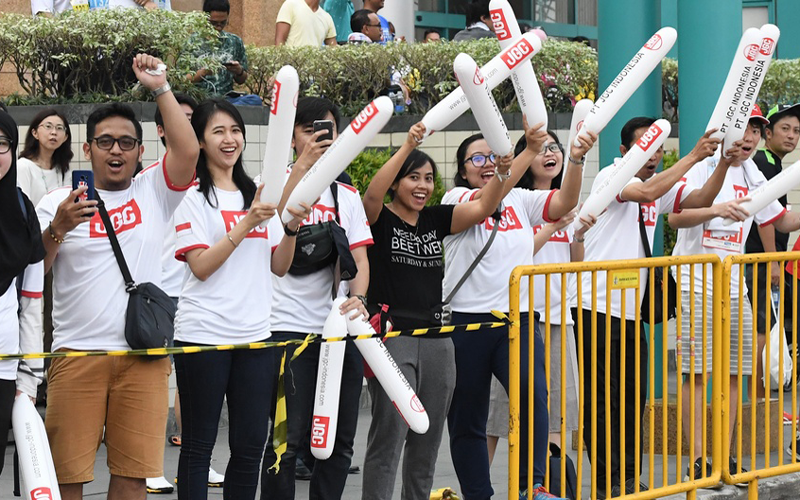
[
  {"left": 449, "top": 152, "right": 514, "bottom": 234},
  {"left": 546, "top": 131, "right": 597, "bottom": 220},
  {"left": 621, "top": 130, "right": 720, "bottom": 204},
  {"left": 132, "top": 53, "right": 199, "bottom": 187},
  {"left": 667, "top": 198, "right": 750, "bottom": 229},
  {"left": 362, "top": 122, "right": 426, "bottom": 224},
  {"left": 679, "top": 141, "right": 741, "bottom": 209}
]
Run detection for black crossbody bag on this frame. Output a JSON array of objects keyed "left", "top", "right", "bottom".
[
  {"left": 637, "top": 203, "right": 677, "bottom": 324},
  {"left": 96, "top": 193, "right": 175, "bottom": 357}
]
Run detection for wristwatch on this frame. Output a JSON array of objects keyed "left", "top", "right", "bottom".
[
  {"left": 494, "top": 166, "right": 511, "bottom": 182},
  {"left": 152, "top": 82, "right": 172, "bottom": 98},
  {"left": 283, "top": 224, "right": 299, "bottom": 237}
]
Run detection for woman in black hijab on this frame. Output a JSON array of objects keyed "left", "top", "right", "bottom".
[{"left": 0, "top": 110, "right": 46, "bottom": 474}]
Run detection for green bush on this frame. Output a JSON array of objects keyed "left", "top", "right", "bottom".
[
  {"left": 0, "top": 9, "right": 219, "bottom": 104},
  {"left": 346, "top": 147, "right": 445, "bottom": 206},
  {"left": 661, "top": 148, "right": 680, "bottom": 256}
]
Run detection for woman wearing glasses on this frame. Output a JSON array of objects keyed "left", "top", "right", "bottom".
[
  {"left": 17, "top": 109, "right": 73, "bottom": 206},
  {"left": 360, "top": 122, "right": 522, "bottom": 500},
  {"left": 443, "top": 124, "right": 596, "bottom": 500}
]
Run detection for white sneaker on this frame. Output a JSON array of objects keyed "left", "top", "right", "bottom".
[
  {"left": 208, "top": 467, "right": 225, "bottom": 488},
  {"left": 146, "top": 476, "right": 174, "bottom": 494}
]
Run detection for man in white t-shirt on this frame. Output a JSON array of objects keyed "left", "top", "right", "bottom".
[
  {"left": 669, "top": 108, "right": 800, "bottom": 481},
  {"left": 260, "top": 97, "right": 372, "bottom": 500},
  {"left": 35, "top": 54, "right": 199, "bottom": 500},
  {"left": 580, "top": 117, "right": 727, "bottom": 498}
]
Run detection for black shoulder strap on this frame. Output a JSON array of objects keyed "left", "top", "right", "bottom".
[
  {"left": 444, "top": 207, "right": 502, "bottom": 304},
  {"left": 330, "top": 182, "right": 340, "bottom": 223},
  {"left": 637, "top": 203, "right": 652, "bottom": 259},
  {"left": 95, "top": 192, "right": 137, "bottom": 292}
]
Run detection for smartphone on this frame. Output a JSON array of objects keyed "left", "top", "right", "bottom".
[
  {"left": 72, "top": 170, "right": 94, "bottom": 204},
  {"left": 313, "top": 120, "right": 334, "bottom": 143}
]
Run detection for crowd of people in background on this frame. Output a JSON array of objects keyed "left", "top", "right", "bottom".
[{"left": 4, "top": 1, "right": 800, "bottom": 500}]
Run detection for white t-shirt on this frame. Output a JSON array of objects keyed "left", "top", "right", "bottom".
[
  {"left": 0, "top": 262, "right": 44, "bottom": 382},
  {"left": 532, "top": 224, "right": 574, "bottom": 325},
  {"left": 270, "top": 182, "right": 373, "bottom": 333},
  {"left": 580, "top": 164, "right": 691, "bottom": 320},
  {"left": 442, "top": 186, "right": 556, "bottom": 313},
  {"left": 673, "top": 156, "right": 785, "bottom": 296},
  {"left": 174, "top": 186, "right": 284, "bottom": 344},
  {"left": 16, "top": 158, "right": 69, "bottom": 207},
  {"left": 31, "top": 0, "right": 71, "bottom": 15},
  {"left": 36, "top": 154, "right": 189, "bottom": 351}
]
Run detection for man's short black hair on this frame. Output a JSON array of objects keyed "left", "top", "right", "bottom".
[
  {"left": 155, "top": 93, "right": 198, "bottom": 146},
  {"left": 620, "top": 116, "right": 657, "bottom": 150},
  {"left": 87, "top": 103, "right": 142, "bottom": 142},
  {"left": 203, "top": 0, "right": 229, "bottom": 14},
  {"left": 351, "top": 9, "right": 374, "bottom": 33},
  {"left": 423, "top": 29, "right": 440, "bottom": 39},
  {"left": 294, "top": 97, "right": 342, "bottom": 132},
  {"left": 464, "top": 0, "right": 490, "bottom": 26}
]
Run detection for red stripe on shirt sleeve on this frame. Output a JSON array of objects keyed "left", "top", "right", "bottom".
[
  {"left": 162, "top": 151, "right": 196, "bottom": 192},
  {"left": 672, "top": 184, "right": 686, "bottom": 213},
  {"left": 350, "top": 238, "right": 374, "bottom": 250},
  {"left": 616, "top": 194, "right": 626, "bottom": 204},
  {"left": 542, "top": 189, "right": 558, "bottom": 223},
  {"left": 175, "top": 222, "right": 191, "bottom": 232},
  {"left": 175, "top": 244, "right": 209, "bottom": 262},
  {"left": 20, "top": 291, "right": 43, "bottom": 299},
  {"left": 759, "top": 207, "right": 787, "bottom": 228}
]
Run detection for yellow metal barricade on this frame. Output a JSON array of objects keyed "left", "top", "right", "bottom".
[
  {"left": 721, "top": 252, "right": 800, "bottom": 497},
  {"left": 509, "top": 255, "right": 723, "bottom": 500}
]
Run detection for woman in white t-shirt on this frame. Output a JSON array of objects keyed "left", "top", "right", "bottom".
[
  {"left": 442, "top": 124, "right": 596, "bottom": 500},
  {"left": 17, "top": 108, "right": 72, "bottom": 206},
  {"left": 172, "top": 98, "right": 309, "bottom": 500}
]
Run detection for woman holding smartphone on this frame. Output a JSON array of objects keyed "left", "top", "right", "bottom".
[{"left": 172, "top": 98, "right": 309, "bottom": 500}]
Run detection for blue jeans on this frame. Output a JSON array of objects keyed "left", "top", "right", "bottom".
[
  {"left": 447, "top": 311, "right": 547, "bottom": 499},
  {"left": 175, "top": 340, "right": 275, "bottom": 500}
]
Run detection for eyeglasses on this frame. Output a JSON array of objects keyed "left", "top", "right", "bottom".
[
  {"left": 0, "top": 136, "right": 10, "bottom": 154},
  {"left": 39, "top": 123, "right": 67, "bottom": 134},
  {"left": 367, "top": 23, "right": 382, "bottom": 27},
  {"left": 540, "top": 142, "right": 563, "bottom": 154},
  {"left": 465, "top": 153, "right": 496, "bottom": 168},
  {"left": 91, "top": 135, "right": 140, "bottom": 151}
]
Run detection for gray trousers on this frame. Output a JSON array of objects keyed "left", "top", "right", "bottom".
[{"left": 361, "top": 336, "right": 456, "bottom": 500}]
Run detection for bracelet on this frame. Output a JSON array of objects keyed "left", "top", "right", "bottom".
[
  {"left": 568, "top": 155, "right": 585, "bottom": 165},
  {"left": 48, "top": 224, "right": 64, "bottom": 244},
  {"left": 152, "top": 82, "right": 172, "bottom": 98},
  {"left": 574, "top": 235, "right": 585, "bottom": 243},
  {"left": 226, "top": 233, "right": 238, "bottom": 248},
  {"left": 283, "top": 224, "right": 299, "bottom": 237},
  {"left": 351, "top": 294, "right": 368, "bottom": 308},
  {"left": 494, "top": 166, "right": 511, "bottom": 182}
]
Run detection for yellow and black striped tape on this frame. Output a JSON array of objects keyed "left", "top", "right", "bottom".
[{"left": 0, "top": 314, "right": 512, "bottom": 360}]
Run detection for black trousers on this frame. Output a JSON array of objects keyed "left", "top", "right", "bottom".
[
  {"left": 580, "top": 310, "right": 648, "bottom": 491},
  {"left": 0, "top": 379, "right": 15, "bottom": 475}
]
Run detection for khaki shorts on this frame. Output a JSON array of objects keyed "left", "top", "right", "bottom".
[{"left": 45, "top": 353, "right": 170, "bottom": 483}]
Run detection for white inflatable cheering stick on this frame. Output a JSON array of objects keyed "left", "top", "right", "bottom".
[
  {"left": 575, "top": 27, "right": 676, "bottom": 147},
  {"left": 281, "top": 97, "right": 394, "bottom": 224},
  {"left": 722, "top": 24, "right": 779, "bottom": 151},
  {"left": 260, "top": 65, "right": 300, "bottom": 212},
  {"left": 705, "top": 27, "right": 764, "bottom": 142},
  {"left": 346, "top": 315, "right": 430, "bottom": 434},
  {"left": 310, "top": 298, "right": 348, "bottom": 460},
  {"left": 723, "top": 159, "right": 800, "bottom": 226},
  {"left": 574, "top": 120, "right": 671, "bottom": 231},
  {"left": 453, "top": 53, "right": 512, "bottom": 156},
  {"left": 489, "top": 0, "right": 548, "bottom": 131},
  {"left": 13, "top": 395, "right": 61, "bottom": 500},
  {"left": 564, "top": 98, "right": 594, "bottom": 181},
  {"left": 421, "top": 32, "right": 543, "bottom": 137}
]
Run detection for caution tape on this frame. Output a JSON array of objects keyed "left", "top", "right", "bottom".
[{"left": 0, "top": 312, "right": 512, "bottom": 360}]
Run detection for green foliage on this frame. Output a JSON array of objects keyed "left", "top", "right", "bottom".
[
  {"left": 661, "top": 58, "right": 678, "bottom": 122},
  {"left": 661, "top": 148, "right": 680, "bottom": 256},
  {"left": 346, "top": 147, "right": 445, "bottom": 206},
  {"left": 0, "top": 9, "right": 219, "bottom": 104}
]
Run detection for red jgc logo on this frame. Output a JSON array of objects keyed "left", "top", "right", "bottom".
[
  {"left": 490, "top": 9, "right": 511, "bottom": 40},
  {"left": 635, "top": 123, "right": 664, "bottom": 151},
  {"left": 760, "top": 37, "right": 775, "bottom": 56},
  {"left": 310, "top": 416, "right": 330, "bottom": 448},
  {"left": 501, "top": 38, "right": 534, "bottom": 70},
  {"left": 351, "top": 102, "right": 378, "bottom": 135},
  {"left": 89, "top": 200, "right": 142, "bottom": 238},
  {"left": 533, "top": 224, "right": 569, "bottom": 242},
  {"left": 473, "top": 67, "right": 484, "bottom": 86},
  {"left": 644, "top": 34, "right": 662, "bottom": 51},
  {"left": 734, "top": 184, "right": 749, "bottom": 200},
  {"left": 484, "top": 206, "right": 523, "bottom": 232},
  {"left": 744, "top": 43, "right": 759, "bottom": 61},
  {"left": 221, "top": 211, "right": 269, "bottom": 239},
  {"left": 31, "top": 487, "right": 53, "bottom": 500},
  {"left": 639, "top": 202, "right": 657, "bottom": 227},
  {"left": 270, "top": 81, "right": 281, "bottom": 116},
  {"left": 410, "top": 395, "right": 426, "bottom": 413}
]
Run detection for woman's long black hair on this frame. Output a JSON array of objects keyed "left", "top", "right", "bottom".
[
  {"left": 388, "top": 149, "right": 438, "bottom": 200},
  {"left": 19, "top": 108, "right": 73, "bottom": 181},
  {"left": 192, "top": 98, "right": 256, "bottom": 209},
  {"left": 513, "top": 130, "right": 563, "bottom": 190}
]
